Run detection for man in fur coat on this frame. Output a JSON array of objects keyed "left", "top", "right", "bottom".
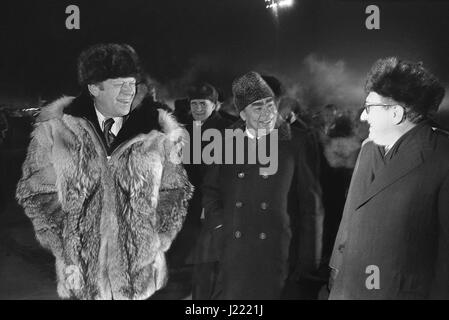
[
  {"left": 201, "top": 71, "right": 324, "bottom": 299},
  {"left": 329, "top": 57, "right": 449, "bottom": 299},
  {"left": 15, "top": 43, "right": 193, "bottom": 300}
]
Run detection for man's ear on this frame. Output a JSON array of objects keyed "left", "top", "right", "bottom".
[
  {"left": 88, "top": 84, "right": 100, "bottom": 97},
  {"left": 239, "top": 110, "right": 247, "bottom": 121},
  {"left": 392, "top": 105, "right": 406, "bottom": 125}
]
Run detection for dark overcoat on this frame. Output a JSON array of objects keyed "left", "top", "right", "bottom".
[
  {"left": 330, "top": 122, "right": 449, "bottom": 299},
  {"left": 201, "top": 123, "right": 324, "bottom": 299},
  {"left": 168, "top": 111, "right": 231, "bottom": 265}
]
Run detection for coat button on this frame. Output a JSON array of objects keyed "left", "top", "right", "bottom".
[
  {"left": 260, "top": 202, "right": 268, "bottom": 210},
  {"left": 235, "top": 231, "right": 242, "bottom": 239},
  {"left": 259, "top": 232, "right": 267, "bottom": 240},
  {"left": 238, "top": 172, "right": 245, "bottom": 178},
  {"left": 235, "top": 201, "right": 243, "bottom": 208}
]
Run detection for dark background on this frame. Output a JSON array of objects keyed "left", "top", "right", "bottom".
[{"left": 1, "top": 0, "right": 449, "bottom": 111}]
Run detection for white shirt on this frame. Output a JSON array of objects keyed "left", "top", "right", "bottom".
[
  {"left": 245, "top": 127, "right": 272, "bottom": 140},
  {"left": 94, "top": 108, "right": 123, "bottom": 136}
]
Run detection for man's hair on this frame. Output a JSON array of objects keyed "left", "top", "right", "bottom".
[{"left": 365, "top": 57, "right": 445, "bottom": 123}]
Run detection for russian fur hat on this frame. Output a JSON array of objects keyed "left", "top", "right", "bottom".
[
  {"left": 365, "top": 57, "right": 445, "bottom": 116},
  {"left": 77, "top": 43, "right": 142, "bottom": 86},
  {"left": 232, "top": 71, "right": 275, "bottom": 112}
]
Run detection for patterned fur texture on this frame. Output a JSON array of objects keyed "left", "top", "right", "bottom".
[
  {"left": 16, "top": 97, "right": 193, "bottom": 299},
  {"left": 232, "top": 71, "right": 274, "bottom": 112},
  {"left": 365, "top": 57, "right": 445, "bottom": 116},
  {"left": 77, "top": 43, "right": 141, "bottom": 86}
]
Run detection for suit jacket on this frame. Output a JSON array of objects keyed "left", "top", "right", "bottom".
[{"left": 329, "top": 122, "right": 449, "bottom": 299}]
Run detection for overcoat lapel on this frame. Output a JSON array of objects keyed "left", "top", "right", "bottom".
[{"left": 356, "top": 129, "right": 429, "bottom": 210}]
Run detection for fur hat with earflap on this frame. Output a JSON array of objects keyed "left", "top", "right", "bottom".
[
  {"left": 77, "top": 43, "right": 142, "bottom": 86},
  {"left": 365, "top": 57, "right": 445, "bottom": 117}
]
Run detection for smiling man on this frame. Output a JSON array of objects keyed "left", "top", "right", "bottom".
[
  {"left": 329, "top": 57, "right": 449, "bottom": 300},
  {"left": 199, "top": 71, "right": 324, "bottom": 299},
  {"left": 15, "top": 43, "right": 193, "bottom": 299},
  {"left": 189, "top": 83, "right": 219, "bottom": 123}
]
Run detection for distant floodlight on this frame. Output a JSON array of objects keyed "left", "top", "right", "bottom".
[
  {"left": 265, "top": 0, "right": 294, "bottom": 10},
  {"left": 279, "top": 0, "right": 293, "bottom": 7}
]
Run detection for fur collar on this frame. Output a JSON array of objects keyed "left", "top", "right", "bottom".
[{"left": 36, "top": 93, "right": 185, "bottom": 148}]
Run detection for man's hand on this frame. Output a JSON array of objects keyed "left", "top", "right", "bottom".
[{"left": 65, "top": 265, "right": 83, "bottom": 291}]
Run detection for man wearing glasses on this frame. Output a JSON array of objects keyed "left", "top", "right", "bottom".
[
  {"left": 16, "top": 43, "right": 193, "bottom": 299},
  {"left": 200, "top": 71, "right": 324, "bottom": 299},
  {"left": 329, "top": 57, "right": 449, "bottom": 299}
]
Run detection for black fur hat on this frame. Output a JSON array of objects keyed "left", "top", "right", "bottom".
[
  {"left": 77, "top": 43, "right": 142, "bottom": 86},
  {"left": 187, "top": 82, "right": 219, "bottom": 103},
  {"left": 365, "top": 57, "right": 445, "bottom": 116}
]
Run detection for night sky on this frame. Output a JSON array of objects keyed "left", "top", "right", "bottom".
[{"left": 1, "top": 0, "right": 449, "bottom": 110}]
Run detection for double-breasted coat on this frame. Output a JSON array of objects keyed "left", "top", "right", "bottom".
[
  {"left": 200, "top": 122, "right": 324, "bottom": 299},
  {"left": 330, "top": 122, "right": 449, "bottom": 299}
]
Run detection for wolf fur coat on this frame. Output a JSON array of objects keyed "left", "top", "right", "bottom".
[{"left": 16, "top": 93, "right": 193, "bottom": 300}]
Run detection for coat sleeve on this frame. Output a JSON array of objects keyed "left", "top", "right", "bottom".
[
  {"left": 190, "top": 163, "right": 225, "bottom": 264},
  {"left": 201, "top": 163, "right": 224, "bottom": 230},
  {"left": 155, "top": 135, "right": 194, "bottom": 252},
  {"left": 293, "top": 137, "right": 325, "bottom": 277},
  {"left": 15, "top": 122, "right": 64, "bottom": 258},
  {"left": 329, "top": 141, "right": 368, "bottom": 276},
  {"left": 430, "top": 171, "right": 449, "bottom": 299}
]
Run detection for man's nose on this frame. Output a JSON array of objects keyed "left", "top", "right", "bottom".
[
  {"left": 121, "top": 83, "right": 135, "bottom": 95},
  {"left": 192, "top": 105, "right": 202, "bottom": 112},
  {"left": 360, "top": 109, "right": 368, "bottom": 122},
  {"left": 261, "top": 106, "right": 275, "bottom": 118}
]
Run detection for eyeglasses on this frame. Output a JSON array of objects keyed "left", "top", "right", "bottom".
[
  {"left": 362, "top": 103, "right": 398, "bottom": 114},
  {"left": 111, "top": 81, "right": 136, "bottom": 90}
]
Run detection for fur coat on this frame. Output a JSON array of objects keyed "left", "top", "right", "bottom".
[{"left": 16, "top": 95, "right": 193, "bottom": 300}]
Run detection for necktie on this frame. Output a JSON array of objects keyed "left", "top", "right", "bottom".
[{"left": 103, "top": 118, "right": 115, "bottom": 148}]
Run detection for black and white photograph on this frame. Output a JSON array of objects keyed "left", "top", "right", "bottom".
[{"left": 1, "top": 0, "right": 449, "bottom": 302}]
